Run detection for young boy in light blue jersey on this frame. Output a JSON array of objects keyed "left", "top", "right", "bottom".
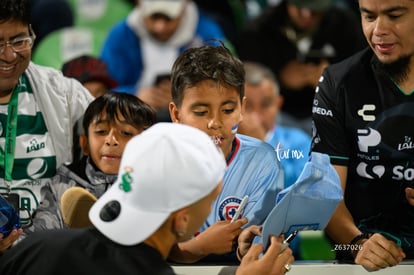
[{"left": 168, "top": 44, "right": 283, "bottom": 263}]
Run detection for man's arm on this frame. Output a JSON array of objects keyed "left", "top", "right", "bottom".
[
  {"left": 325, "top": 165, "right": 361, "bottom": 245},
  {"left": 168, "top": 218, "right": 247, "bottom": 263},
  {"left": 327, "top": 165, "right": 405, "bottom": 271}
]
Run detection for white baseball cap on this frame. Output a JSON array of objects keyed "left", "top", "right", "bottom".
[
  {"left": 89, "top": 123, "right": 226, "bottom": 246},
  {"left": 141, "top": 0, "right": 186, "bottom": 18}
]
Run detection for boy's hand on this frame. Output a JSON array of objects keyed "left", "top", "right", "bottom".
[
  {"left": 236, "top": 235, "right": 294, "bottom": 275},
  {"left": 196, "top": 218, "right": 248, "bottom": 255},
  {"left": 237, "top": 225, "right": 262, "bottom": 260}
]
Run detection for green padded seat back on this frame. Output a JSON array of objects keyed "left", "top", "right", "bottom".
[
  {"left": 67, "top": 0, "right": 133, "bottom": 32},
  {"left": 32, "top": 26, "right": 107, "bottom": 70}
]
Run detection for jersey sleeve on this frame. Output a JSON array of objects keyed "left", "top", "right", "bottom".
[{"left": 311, "top": 68, "right": 350, "bottom": 166}]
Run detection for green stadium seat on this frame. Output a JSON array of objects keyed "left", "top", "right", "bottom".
[
  {"left": 32, "top": 26, "right": 107, "bottom": 70},
  {"left": 67, "top": 0, "right": 133, "bottom": 32}
]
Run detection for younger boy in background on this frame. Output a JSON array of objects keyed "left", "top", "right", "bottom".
[
  {"left": 168, "top": 44, "right": 283, "bottom": 263},
  {"left": 61, "top": 55, "right": 120, "bottom": 164},
  {"left": 28, "top": 92, "right": 156, "bottom": 230}
]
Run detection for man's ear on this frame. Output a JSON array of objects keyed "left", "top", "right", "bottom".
[
  {"left": 79, "top": 135, "right": 90, "bottom": 156},
  {"left": 172, "top": 208, "right": 190, "bottom": 239},
  {"left": 169, "top": 102, "right": 180, "bottom": 123}
]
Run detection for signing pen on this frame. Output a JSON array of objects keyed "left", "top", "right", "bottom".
[
  {"left": 231, "top": 195, "right": 249, "bottom": 223},
  {"left": 280, "top": 230, "right": 298, "bottom": 254}
]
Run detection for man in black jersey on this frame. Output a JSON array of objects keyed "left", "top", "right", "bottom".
[{"left": 311, "top": 0, "right": 414, "bottom": 271}]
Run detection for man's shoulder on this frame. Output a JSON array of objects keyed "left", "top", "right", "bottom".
[
  {"left": 27, "top": 62, "right": 61, "bottom": 76},
  {"left": 27, "top": 62, "right": 90, "bottom": 94},
  {"left": 324, "top": 47, "right": 375, "bottom": 87},
  {"left": 27, "top": 62, "right": 73, "bottom": 85}
]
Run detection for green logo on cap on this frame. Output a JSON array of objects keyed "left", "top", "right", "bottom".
[{"left": 119, "top": 166, "right": 133, "bottom": 192}]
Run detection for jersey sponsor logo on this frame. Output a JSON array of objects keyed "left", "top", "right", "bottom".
[
  {"left": 357, "top": 128, "right": 381, "bottom": 153},
  {"left": 397, "top": 136, "right": 414, "bottom": 151},
  {"left": 26, "top": 138, "right": 46, "bottom": 153},
  {"left": 27, "top": 158, "right": 48, "bottom": 179},
  {"left": 357, "top": 104, "right": 376, "bottom": 121},
  {"left": 218, "top": 196, "right": 242, "bottom": 221},
  {"left": 356, "top": 128, "right": 384, "bottom": 179},
  {"left": 312, "top": 99, "right": 333, "bottom": 117},
  {"left": 312, "top": 106, "right": 333, "bottom": 117},
  {"left": 392, "top": 165, "right": 414, "bottom": 181},
  {"left": 356, "top": 162, "right": 385, "bottom": 179}
]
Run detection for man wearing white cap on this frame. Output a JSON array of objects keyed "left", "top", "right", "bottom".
[{"left": 0, "top": 123, "right": 294, "bottom": 275}]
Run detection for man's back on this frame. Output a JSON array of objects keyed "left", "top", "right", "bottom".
[{"left": 0, "top": 228, "right": 175, "bottom": 275}]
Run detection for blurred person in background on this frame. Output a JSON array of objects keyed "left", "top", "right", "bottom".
[
  {"left": 101, "top": 0, "right": 229, "bottom": 122},
  {"left": 61, "top": 54, "right": 118, "bottom": 98},
  {"left": 235, "top": 0, "right": 366, "bottom": 135}
]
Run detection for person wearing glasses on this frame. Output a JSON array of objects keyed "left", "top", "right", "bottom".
[{"left": 0, "top": 0, "right": 93, "bottom": 254}]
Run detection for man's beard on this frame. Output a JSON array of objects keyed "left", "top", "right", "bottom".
[{"left": 375, "top": 55, "right": 411, "bottom": 83}]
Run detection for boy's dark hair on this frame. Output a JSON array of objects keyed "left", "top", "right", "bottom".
[
  {"left": 0, "top": 0, "right": 31, "bottom": 24},
  {"left": 171, "top": 45, "right": 245, "bottom": 107},
  {"left": 83, "top": 92, "right": 156, "bottom": 135}
]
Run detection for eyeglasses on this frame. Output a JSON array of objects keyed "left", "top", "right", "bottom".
[{"left": 0, "top": 35, "right": 36, "bottom": 55}]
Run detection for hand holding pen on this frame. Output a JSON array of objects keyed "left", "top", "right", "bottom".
[
  {"left": 231, "top": 195, "right": 249, "bottom": 223},
  {"left": 279, "top": 230, "right": 298, "bottom": 254}
]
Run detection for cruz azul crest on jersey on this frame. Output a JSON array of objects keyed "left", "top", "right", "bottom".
[{"left": 219, "top": 196, "right": 243, "bottom": 221}]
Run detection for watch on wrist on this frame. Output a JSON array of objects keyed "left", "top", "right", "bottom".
[{"left": 349, "top": 232, "right": 370, "bottom": 258}]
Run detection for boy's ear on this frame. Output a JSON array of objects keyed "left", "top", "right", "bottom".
[
  {"left": 169, "top": 102, "right": 180, "bottom": 123},
  {"left": 79, "top": 135, "right": 90, "bottom": 156}
]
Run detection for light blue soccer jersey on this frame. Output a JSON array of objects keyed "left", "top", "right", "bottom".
[{"left": 199, "top": 134, "right": 283, "bottom": 232}]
